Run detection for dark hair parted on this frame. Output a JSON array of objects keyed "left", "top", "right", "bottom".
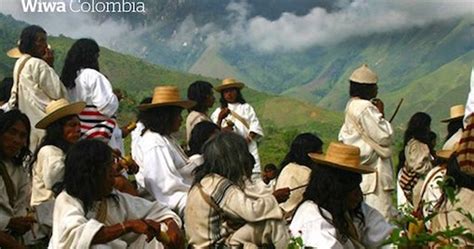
[
  {"left": 187, "top": 81, "right": 213, "bottom": 112},
  {"left": 279, "top": 133, "right": 323, "bottom": 171},
  {"left": 19, "top": 25, "right": 46, "bottom": 55},
  {"left": 397, "top": 112, "right": 432, "bottom": 173},
  {"left": 349, "top": 81, "right": 377, "bottom": 100},
  {"left": 187, "top": 121, "right": 220, "bottom": 156},
  {"left": 64, "top": 139, "right": 112, "bottom": 213},
  {"left": 219, "top": 88, "right": 246, "bottom": 108},
  {"left": 0, "top": 110, "right": 31, "bottom": 165},
  {"left": 446, "top": 119, "right": 463, "bottom": 142},
  {"left": 193, "top": 132, "right": 254, "bottom": 188},
  {"left": 61, "top": 38, "right": 100, "bottom": 89},
  {"left": 30, "top": 115, "right": 77, "bottom": 171},
  {"left": 140, "top": 106, "right": 182, "bottom": 136},
  {"left": 303, "top": 165, "right": 364, "bottom": 243}
]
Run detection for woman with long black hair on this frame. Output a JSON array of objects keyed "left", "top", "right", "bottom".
[
  {"left": 61, "top": 38, "right": 119, "bottom": 142},
  {"left": 397, "top": 112, "right": 434, "bottom": 207},
  {"left": 0, "top": 110, "right": 34, "bottom": 248},
  {"left": 290, "top": 142, "right": 392, "bottom": 248}
]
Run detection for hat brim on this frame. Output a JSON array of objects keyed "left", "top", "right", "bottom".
[
  {"left": 441, "top": 115, "right": 464, "bottom": 123},
  {"left": 214, "top": 82, "right": 245, "bottom": 92},
  {"left": 308, "top": 153, "right": 374, "bottom": 174},
  {"left": 436, "top": 149, "right": 455, "bottom": 160},
  {"left": 138, "top": 100, "right": 196, "bottom": 110},
  {"left": 36, "top": 102, "right": 86, "bottom": 129},
  {"left": 7, "top": 47, "right": 22, "bottom": 59}
]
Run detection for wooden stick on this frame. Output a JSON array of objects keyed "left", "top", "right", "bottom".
[
  {"left": 290, "top": 184, "right": 308, "bottom": 192},
  {"left": 389, "top": 98, "right": 404, "bottom": 123}
]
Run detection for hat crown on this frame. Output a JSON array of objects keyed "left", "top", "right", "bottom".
[
  {"left": 46, "top": 98, "right": 72, "bottom": 114},
  {"left": 222, "top": 78, "right": 239, "bottom": 85},
  {"left": 449, "top": 105, "right": 465, "bottom": 119},
  {"left": 349, "top": 64, "right": 378, "bottom": 84},
  {"left": 325, "top": 142, "right": 361, "bottom": 167},
  {"left": 151, "top": 86, "right": 183, "bottom": 104}
]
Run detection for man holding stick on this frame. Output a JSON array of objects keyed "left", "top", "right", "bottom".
[{"left": 338, "top": 64, "right": 395, "bottom": 220}]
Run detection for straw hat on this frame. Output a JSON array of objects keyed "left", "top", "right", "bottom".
[
  {"left": 6, "top": 47, "right": 22, "bottom": 59},
  {"left": 455, "top": 114, "right": 474, "bottom": 177},
  {"left": 436, "top": 149, "right": 455, "bottom": 160},
  {"left": 441, "top": 105, "right": 465, "bottom": 123},
  {"left": 308, "top": 142, "right": 374, "bottom": 174},
  {"left": 349, "top": 64, "right": 378, "bottom": 84},
  {"left": 36, "top": 99, "right": 86, "bottom": 129},
  {"left": 214, "top": 78, "right": 245, "bottom": 92},
  {"left": 138, "top": 86, "right": 196, "bottom": 110}
]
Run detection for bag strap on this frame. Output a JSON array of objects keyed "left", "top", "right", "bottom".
[
  {"left": 0, "top": 161, "right": 16, "bottom": 207},
  {"left": 13, "top": 56, "right": 32, "bottom": 109},
  {"left": 197, "top": 182, "right": 225, "bottom": 215},
  {"left": 415, "top": 165, "right": 446, "bottom": 211},
  {"left": 229, "top": 110, "right": 250, "bottom": 130}
]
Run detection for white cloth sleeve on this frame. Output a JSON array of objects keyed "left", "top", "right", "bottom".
[
  {"left": 359, "top": 106, "right": 393, "bottom": 147},
  {"left": 298, "top": 219, "right": 345, "bottom": 249},
  {"left": 405, "top": 140, "right": 432, "bottom": 174},
  {"left": 89, "top": 73, "right": 118, "bottom": 118},
  {"left": 360, "top": 203, "right": 393, "bottom": 248},
  {"left": 245, "top": 104, "right": 264, "bottom": 137},
  {"left": 35, "top": 61, "right": 67, "bottom": 100},
  {"left": 41, "top": 147, "right": 65, "bottom": 190}
]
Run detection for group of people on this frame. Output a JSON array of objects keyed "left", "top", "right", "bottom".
[{"left": 0, "top": 24, "right": 472, "bottom": 248}]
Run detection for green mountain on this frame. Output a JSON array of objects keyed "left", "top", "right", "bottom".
[{"left": 0, "top": 13, "right": 343, "bottom": 166}]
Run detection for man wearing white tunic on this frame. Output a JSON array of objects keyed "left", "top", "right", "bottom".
[
  {"left": 211, "top": 78, "right": 264, "bottom": 175},
  {"left": 133, "top": 86, "right": 196, "bottom": 217},
  {"left": 50, "top": 139, "right": 184, "bottom": 249},
  {"left": 7, "top": 25, "right": 68, "bottom": 151},
  {"left": 338, "top": 64, "right": 394, "bottom": 220}
]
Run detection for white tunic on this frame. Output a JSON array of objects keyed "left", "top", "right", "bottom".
[
  {"left": 211, "top": 103, "right": 264, "bottom": 173},
  {"left": 131, "top": 122, "right": 145, "bottom": 189},
  {"left": 275, "top": 163, "right": 311, "bottom": 220},
  {"left": 133, "top": 130, "right": 195, "bottom": 217},
  {"left": 464, "top": 67, "right": 474, "bottom": 128},
  {"left": 8, "top": 55, "right": 68, "bottom": 151},
  {"left": 31, "top": 145, "right": 65, "bottom": 207},
  {"left": 50, "top": 190, "right": 181, "bottom": 249},
  {"left": 0, "top": 160, "right": 31, "bottom": 231},
  {"left": 68, "top": 68, "right": 118, "bottom": 118},
  {"left": 290, "top": 201, "right": 393, "bottom": 249},
  {"left": 339, "top": 98, "right": 394, "bottom": 219}
]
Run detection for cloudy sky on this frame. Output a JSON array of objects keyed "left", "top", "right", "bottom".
[{"left": 1, "top": 0, "right": 473, "bottom": 53}]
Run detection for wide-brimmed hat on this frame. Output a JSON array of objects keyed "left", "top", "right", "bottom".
[
  {"left": 6, "top": 47, "right": 22, "bottom": 59},
  {"left": 436, "top": 149, "right": 455, "bottom": 160},
  {"left": 456, "top": 114, "right": 474, "bottom": 177},
  {"left": 441, "top": 104, "right": 465, "bottom": 123},
  {"left": 36, "top": 99, "right": 86, "bottom": 129},
  {"left": 138, "top": 86, "right": 196, "bottom": 110},
  {"left": 349, "top": 64, "right": 378, "bottom": 84},
  {"left": 308, "top": 142, "right": 374, "bottom": 174},
  {"left": 214, "top": 78, "right": 245, "bottom": 92}
]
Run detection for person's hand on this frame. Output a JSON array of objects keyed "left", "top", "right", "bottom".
[
  {"left": 218, "top": 108, "right": 230, "bottom": 121},
  {"left": 371, "top": 98, "right": 385, "bottom": 117},
  {"left": 159, "top": 218, "right": 185, "bottom": 249},
  {"left": 272, "top": 187, "right": 290, "bottom": 203},
  {"left": 7, "top": 216, "right": 35, "bottom": 235},
  {"left": 127, "top": 219, "right": 161, "bottom": 242},
  {"left": 42, "top": 47, "right": 55, "bottom": 67}
]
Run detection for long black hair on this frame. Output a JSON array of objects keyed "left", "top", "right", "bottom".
[
  {"left": 302, "top": 165, "right": 364, "bottom": 243},
  {"left": 64, "top": 139, "right": 112, "bottom": 213},
  {"left": 30, "top": 115, "right": 77, "bottom": 171},
  {"left": 446, "top": 119, "right": 463, "bottom": 142},
  {"left": 18, "top": 25, "right": 46, "bottom": 56},
  {"left": 193, "top": 132, "right": 254, "bottom": 188},
  {"left": 397, "top": 112, "right": 432, "bottom": 173},
  {"left": 187, "top": 121, "right": 220, "bottom": 156},
  {"left": 219, "top": 88, "right": 246, "bottom": 108},
  {"left": 61, "top": 38, "right": 100, "bottom": 89},
  {"left": 349, "top": 81, "right": 378, "bottom": 100},
  {"left": 187, "top": 81, "right": 213, "bottom": 113},
  {"left": 140, "top": 106, "right": 182, "bottom": 136},
  {"left": 0, "top": 110, "right": 31, "bottom": 166},
  {"left": 279, "top": 133, "right": 323, "bottom": 170}
]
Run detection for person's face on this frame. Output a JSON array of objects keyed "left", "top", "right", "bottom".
[
  {"left": 171, "top": 109, "right": 183, "bottom": 133},
  {"left": 204, "top": 93, "right": 215, "bottom": 108},
  {"left": 33, "top": 32, "right": 47, "bottom": 57},
  {"left": 97, "top": 163, "right": 115, "bottom": 199},
  {"left": 63, "top": 116, "right": 81, "bottom": 144},
  {"left": 346, "top": 186, "right": 363, "bottom": 210},
  {"left": 223, "top": 88, "right": 238, "bottom": 103},
  {"left": 0, "top": 121, "right": 28, "bottom": 159}
]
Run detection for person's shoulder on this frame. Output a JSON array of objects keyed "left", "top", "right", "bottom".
[{"left": 38, "top": 145, "right": 64, "bottom": 156}]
